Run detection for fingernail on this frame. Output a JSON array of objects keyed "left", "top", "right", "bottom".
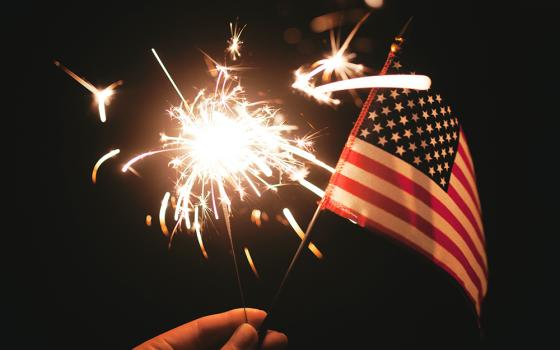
[{"left": 231, "top": 323, "right": 257, "bottom": 349}]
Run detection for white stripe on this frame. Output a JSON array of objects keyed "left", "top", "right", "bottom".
[
  {"left": 449, "top": 175, "right": 484, "bottom": 235},
  {"left": 454, "top": 152, "right": 482, "bottom": 211},
  {"left": 339, "top": 161, "right": 487, "bottom": 289},
  {"left": 329, "top": 185, "right": 481, "bottom": 304},
  {"left": 349, "top": 138, "right": 486, "bottom": 252}
]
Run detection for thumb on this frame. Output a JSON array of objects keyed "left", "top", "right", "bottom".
[{"left": 221, "top": 323, "right": 258, "bottom": 350}]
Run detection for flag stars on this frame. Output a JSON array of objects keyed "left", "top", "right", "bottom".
[
  {"left": 441, "top": 148, "right": 448, "bottom": 157},
  {"left": 444, "top": 162, "right": 450, "bottom": 171},
  {"left": 394, "top": 102, "right": 404, "bottom": 112},
  {"left": 446, "top": 133, "right": 452, "bottom": 142},
  {"left": 381, "top": 106, "right": 391, "bottom": 115},
  {"left": 435, "top": 122, "right": 442, "bottom": 131},
  {"left": 372, "top": 123, "right": 383, "bottom": 133},
  {"left": 408, "top": 142, "right": 417, "bottom": 152},
  {"left": 411, "top": 113, "right": 419, "bottom": 122},
  {"left": 360, "top": 128, "right": 371, "bottom": 138},
  {"left": 378, "top": 136, "right": 388, "bottom": 146},
  {"left": 391, "top": 132, "right": 401, "bottom": 143},
  {"left": 428, "top": 167, "right": 436, "bottom": 176},
  {"left": 368, "top": 111, "right": 378, "bottom": 121},
  {"left": 443, "top": 120, "right": 449, "bottom": 129},
  {"left": 393, "top": 61, "right": 402, "bottom": 69},
  {"left": 413, "top": 156, "right": 421, "bottom": 165},
  {"left": 426, "top": 124, "right": 434, "bottom": 133},
  {"left": 431, "top": 109, "right": 438, "bottom": 117},
  {"left": 452, "top": 131, "right": 458, "bottom": 140},
  {"left": 418, "top": 97, "right": 426, "bottom": 106},
  {"left": 390, "top": 89, "right": 400, "bottom": 99},
  {"left": 440, "top": 107, "right": 447, "bottom": 116},
  {"left": 450, "top": 119, "right": 455, "bottom": 127},
  {"left": 425, "top": 153, "right": 433, "bottom": 162},
  {"left": 438, "top": 135, "right": 445, "bottom": 144},
  {"left": 448, "top": 146, "right": 455, "bottom": 155},
  {"left": 430, "top": 137, "right": 437, "bottom": 146},
  {"left": 427, "top": 95, "right": 435, "bottom": 104},
  {"left": 386, "top": 119, "right": 396, "bottom": 129},
  {"left": 377, "top": 93, "right": 386, "bottom": 103},
  {"left": 416, "top": 126, "right": 424, "bottom": 135},
  {"left": 402, "top": 88, "right": 411, "bottom": 95},
  {"left": 434, "top": 150, "right": 441, "bottom": 160},
  {"left": 395, "top": 145, "right": 406, "bottom": 156},
  {"left": 437, "top": 164, "right": 443, "bottom": 173},
  {"left": 440, "top": 177, "right": 447, "bottom": 186},
  {"left": 436, "top": 94, "right": 442, "bottom": 103},
  {"left": 403, "top": 129, "right": 413, "bottom": 138},
  {"left": 422, "top": 111, "right": 430, "bottom": 120},
  {"left": 420, "top": 140, "right": 428, "bottom": 149},
  {"left": 399, "top": 115, "right": 408, "bottom": 125},
  {"left": 407, "top": 99, "right": 416, "bottom": 108}
]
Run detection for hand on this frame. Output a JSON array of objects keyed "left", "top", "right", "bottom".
[{"left": 134, "top": 308, "right": 287, "bottom": 350}]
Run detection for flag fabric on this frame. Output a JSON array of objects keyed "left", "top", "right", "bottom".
[{"left": 320, "top": 45, "right": 487, "bottom": 315}]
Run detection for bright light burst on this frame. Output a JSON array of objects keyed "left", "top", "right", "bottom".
[
  {"left": 54, "top": 60, "right": 122, "bottom": 122},
  {"left": 292, "top": 13, "right": 371, "bottom": 105},
  {"left": 227, "top": 21, "right": 246, "bottom": 61},
  {"left": 122, "top": 49, "right": 333, "bottom": 240},
  {"left": 292, "top": 13, "right": 431, "bottom": 105}
]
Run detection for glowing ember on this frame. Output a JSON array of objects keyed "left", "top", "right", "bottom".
[
  {"left": 54, "top": 60, "right": 122, "bottom": 122},
  {"left": 92, "top": 149, "right": 120, "bottom": 184},
  {"left": 282, "top": 208, "right": 323, "bottom": 259},
  {"left": 244, "top": 247, "right": 259, "bottom": 278}
]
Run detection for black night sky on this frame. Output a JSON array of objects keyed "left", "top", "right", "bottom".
[{"left": 16, "top": 1, "right": 554, "bottom": 348}]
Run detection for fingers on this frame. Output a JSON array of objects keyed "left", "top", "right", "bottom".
[
  {"left": 195, "top": 308, "right": 266, "bottom": 348},
  {"left": 220, "top": 323, "right": 258, "bottom": 350},
  {"left": 133, "top": 308, "right": 287, "bottom": 350},
  {"left": 220, "top": 325, "right": 288, "bottom": 350},
  {"left": 261, "top": 330, "right": 288, "bottom": 350},
  {"left": 134, "top": 308, "right": 267, "bottom": 350}
]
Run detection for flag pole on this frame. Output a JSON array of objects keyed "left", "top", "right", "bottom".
[{"left": 257, "top": 17, "right": 414, "bottom": 347}]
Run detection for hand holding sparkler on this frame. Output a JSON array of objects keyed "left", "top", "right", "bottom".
[{"left": 134, "top": 308, "right": 287, "bottom": 350}]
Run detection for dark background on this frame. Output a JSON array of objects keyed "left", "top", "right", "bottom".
[{"left": 17, "top": 0, "right": 553, "bottom": 348}]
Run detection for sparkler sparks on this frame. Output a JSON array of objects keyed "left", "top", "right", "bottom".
[
  {"left": 92, "top": 149, "right": 120, "bottom": 184},
  {"left": 292, "top": 13, "right": 371, "bottom": 105},
  {"left": 282, "top": 208, "right": 323, "bottom": 259},
  {"left": 121, "top": 48, "right": 333, "bottom": 240},
  {"left": 244, "top": 247, "right": 259, "bottom": 278},
  {"left": 292, "top": 13, "right": 431, "bottom": 105},
  {"left": 54, "top": 60, "right": 122, "bottom": 122},
  {"left": 227, "top": 21, "right": 246, "bottom": 61}
]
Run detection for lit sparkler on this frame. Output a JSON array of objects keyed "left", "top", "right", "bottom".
[
  {"left": 292, "top": 13, "right": 371, "bottom": 105},
  {"left": 122, "top": 49, "right": 333, "bottom": 240},
  {"left": 54, "top": 60, "right": 122, "bottom": 122},
  {"left": 292, "top": 13, "right": 431, "bottom": 105}
]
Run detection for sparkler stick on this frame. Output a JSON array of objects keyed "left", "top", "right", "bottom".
[{"left": 258, "top": 18, "right": 417, "bottom": 347}]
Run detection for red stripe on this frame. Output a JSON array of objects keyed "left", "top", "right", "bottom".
[
  {"left": 446, "top": 184, "right": 484, "bottom": 244},
  {"left": 332, "top": 173, "right": 484, "bottom": 292},
  {"left": 457, "top": 142, "right": 476, "bottom": 181},
  {"left": 322, "top": 196, "right": 481, "bottom": 313},
  {"left": 343, "top": 149, "right": 487, "bottom": 267},
  {"left": 451, "top": 160, "right": 481, "bottom": 215}
]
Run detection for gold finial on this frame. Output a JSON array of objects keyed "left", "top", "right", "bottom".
[{"left": 392, "top": 16, "right": 414, "bottom": 53}]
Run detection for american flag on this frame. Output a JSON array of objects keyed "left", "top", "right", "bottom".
[{"left": 320, "top": 45, "right": 487, "bottom": 315}]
